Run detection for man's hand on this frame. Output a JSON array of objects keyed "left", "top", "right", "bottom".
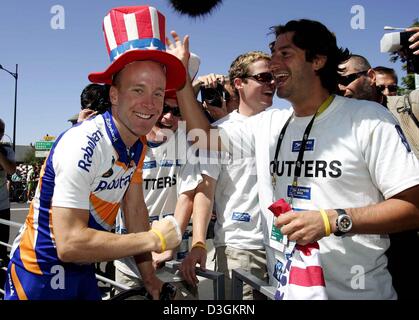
[
  {"left": 274, "top": 210, "right": 331, "bottom": 245},
  {"left": 152, "top": 250, "right": 174, "bottom": 269},
  {"left": 407, "top": 27, "right": 419, "bottom": 55},
  {"left": 142, "top": 273, "right": 164, "bottom": 300},
  {"left": 166, "top": 30, "right": 190, "bottom": 70},
  {"left": 179, "top": 246, "right": 207, "bottom": 287},
  {"left": 195, "top": 73, "right": 226, "bottom": 89},
  {"left": 150, "top": 216, "right": 182, "bottom": 253},
  {"left": 77, "top": 108, "right": 97, "bottom": 123}
]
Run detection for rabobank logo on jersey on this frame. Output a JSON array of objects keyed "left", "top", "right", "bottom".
[
  {"left": 78, "top": 130, "right": 104, "bottom": 172},
  {"left": 94, "top": 172, "right": 134, "bottom": 192},
  {"left": 105, "top": 118, "right": 118, "bottom": 143}
]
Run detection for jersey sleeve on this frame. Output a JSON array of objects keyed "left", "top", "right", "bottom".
[{"left": 51, "top": 130, "right": 100, "bottom": 210}]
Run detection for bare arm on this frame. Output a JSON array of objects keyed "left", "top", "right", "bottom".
[
  {"left": 52, "top": 206, "right": 160, "bottom": 264},
  {"left": 167, "top": 31, "right": 225, "bottom": 151},
  {"left": 275, "top": 185, "right": 419, "bottom": 245},
  {"left": 191, "top": 174, "right": 216, "bottom": 245},
  {"left": 123, "top": 182, "right": 163, "bottom": 299},
  {"left": 52, "top": 184, "right": 180, "bottom": 263},
  {"left": 152, "top": 189, "right": 196, "bottom": 268},
  {"left": 174, "top": 189, "right": 195, "bottom": 234},
  {"left": 180, "top": 174, "right": 216, "bottom": 286}
]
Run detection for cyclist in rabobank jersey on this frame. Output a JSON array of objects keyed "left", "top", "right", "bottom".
[{"left": 4, "top": 5, "right": 185, "bottom": 300}]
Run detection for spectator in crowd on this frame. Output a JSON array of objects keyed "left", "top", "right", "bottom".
[
  {"left": 373, "top": 66, "right": 398, "bottom": 97},
  {"left": 338, "top": 54, "right": 386, "bottom": 105},
  {"left": 180, "top": 51, "right": 275, "bottom": 300},
  {"left": 193, "top": 73, "right": 240, "bottom": 122},
  {"left": 387, "top": 89, "right": 419, "bottom": 158},
  {"left": 4, "top": 5, "right": 184, "bottom": 300},
  {"left": 26, "top": 165, "right": 36, "bottom": 202},
  {"left": 168, "top": 18, "right": 419, "bottom": 299},
  {"left": 0, "top": 118, "right": 16, "bottom": 297}
]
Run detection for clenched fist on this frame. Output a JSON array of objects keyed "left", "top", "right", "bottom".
[{"left": 150, "top": 216, "right": 182, "bottom": 253}]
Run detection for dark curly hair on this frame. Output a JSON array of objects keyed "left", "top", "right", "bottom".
[
  {"left": 80, "top": 84, "right": 111, "bottom": 114},
  {"left": 270, "top": 19, "right": 350, "bottom": 94}
]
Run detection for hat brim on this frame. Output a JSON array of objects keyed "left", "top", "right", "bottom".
[{"left": 88, "top": 50, "right": 186, "bottom": 90}]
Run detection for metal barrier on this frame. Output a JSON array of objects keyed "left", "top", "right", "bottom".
[
  {"left": 231, "top": 268, "right": 276, "bottom": 300},
  {"left": 164, "top": 260, "right": 225, "bottom": 300},
  {"left": 0, "top": 216, "right": 225, "bottom": 300}
]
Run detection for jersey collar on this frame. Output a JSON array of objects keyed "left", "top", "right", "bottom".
[{"left": 102, "top": 110, "right": 145, "bottom": 167}]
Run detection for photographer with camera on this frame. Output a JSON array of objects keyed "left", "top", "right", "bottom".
[
  {"left": 0, "top": 118, "right": 16, "bottom": 297},
  {"left": 193, "top": 73, "right": 239, "bottom": 122}
]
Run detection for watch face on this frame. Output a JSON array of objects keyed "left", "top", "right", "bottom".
[{"left": 338, "top": 215, "right": 352, "bottom": 233}]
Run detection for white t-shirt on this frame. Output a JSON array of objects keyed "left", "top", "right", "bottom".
[
  {"left": 223, "top": 95, "right": 419, "bottom": 299},
  {"left": 202, "top": 110, "right": 264, "bottom": 250},
  {"left": 114, "top": 129, "right": 203, "bottom": 280},
  {"left": 0, "top": 144, "right": 15, "bottom": 211}
]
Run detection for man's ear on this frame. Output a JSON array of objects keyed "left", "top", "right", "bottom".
[
  {"left": 109, "top": 85, "right": 118, "bottom": 105},
  {"left": 366, "top": 68, "right": 376, "bottom": 84},
  {"left": 313, "top": 55, "right": 327, "bottom": 71},
  {"left": 234, "top": 77, "right": 244, "bottom": 90}
]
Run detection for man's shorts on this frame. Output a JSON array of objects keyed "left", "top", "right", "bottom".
[{"left": 4, "top": 262, "right": 101, "bottom": 300}]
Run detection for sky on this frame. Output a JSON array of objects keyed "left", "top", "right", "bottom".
[{"left": 0, "top": 0, "right": 418, "bottom": 146}]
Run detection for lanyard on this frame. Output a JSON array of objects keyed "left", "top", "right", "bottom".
[{"left": 270, "top": 95, "right": 334, "bottom": 207}]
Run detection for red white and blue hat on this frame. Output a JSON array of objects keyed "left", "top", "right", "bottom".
[{"left": 88, "top": 6, "right": 186, "bottom": 90}]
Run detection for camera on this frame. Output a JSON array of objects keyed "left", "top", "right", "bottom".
[
  {"left": 80, "top": 84, "right": 111, "bottom": 114},
  {"left": 200, "top": 82, "right": 225, "bottom": 108},
  {"left": 381, "top": 31, "right": 419, "bottom": 74}
]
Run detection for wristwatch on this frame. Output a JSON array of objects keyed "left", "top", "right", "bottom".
[{"left": 334, "top": 209, "right": 352, "bottom": 236}]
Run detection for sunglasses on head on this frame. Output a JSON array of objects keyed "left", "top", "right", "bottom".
[
  {"left": 338, "top": 70, "right": 368, "bottom": 86},
  {"left": 244, "top": 72, "right": 274, "bottom": 84},
  {"left": 376, "top": 84, "right": 398, "bottom": 93},
  {"left": 162, "top": 103, "right": 181, "bottom": 117}
]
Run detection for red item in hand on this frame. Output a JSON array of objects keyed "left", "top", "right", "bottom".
[{"left": 268, "top": 198, "right": 291, "bottom": 217}]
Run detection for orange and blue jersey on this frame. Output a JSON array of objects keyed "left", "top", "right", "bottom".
[{"left": 5, "top": 110, "right": 147, "bottom": 299}]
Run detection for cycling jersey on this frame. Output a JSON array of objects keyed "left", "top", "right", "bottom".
[{"left": 6, "top": 111, "right": 146, "bottom": 300}]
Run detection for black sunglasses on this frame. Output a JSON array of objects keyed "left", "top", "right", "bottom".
[
  {"left": 245, "top": 72, "right": 274, "bottom": 84},
  {"left": 338, "top": 71, "right": 368, "bottom": 86},
  {"left": 377, "top": 84, "right": 398, "bottom": 93},
  {"left": 162, "top": 103, "right": 181, "bottom": 117}
]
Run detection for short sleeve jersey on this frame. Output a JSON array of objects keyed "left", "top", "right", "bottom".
[{"left": 9, "top": 111, "right": 147, "bottom": 276}]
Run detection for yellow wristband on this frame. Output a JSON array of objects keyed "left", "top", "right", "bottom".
[
  {"left": 192, "top": 241, "right": 207, "bottom": 251},
  {"left": 319, "top": 209, "right": 331, "bottom": 237},
  {"left": 150, "top": 228, "right": 166, "bottom": 252}
]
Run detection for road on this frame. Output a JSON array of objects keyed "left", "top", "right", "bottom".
[
  {"left": 5, "top": 202, "right": 216, "bottom": 300},
  {"left": 8, "top": 202, "right": 28, "bottom": 244}
]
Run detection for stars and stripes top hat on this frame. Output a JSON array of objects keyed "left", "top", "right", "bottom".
[{"left": 88, "top": 6, "right": 186, "bottom": 90}]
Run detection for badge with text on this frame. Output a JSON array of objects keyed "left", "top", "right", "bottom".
[{"left": 268, "top": 198, "right": 296, "bottom": 253}]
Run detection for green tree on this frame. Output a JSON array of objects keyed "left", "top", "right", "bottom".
[
  {"left": 23, "top": 147, "right": 43, "bottom": 166},
  {"left": 389, "top": 19, "right": 419, "bottom": 94}
]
